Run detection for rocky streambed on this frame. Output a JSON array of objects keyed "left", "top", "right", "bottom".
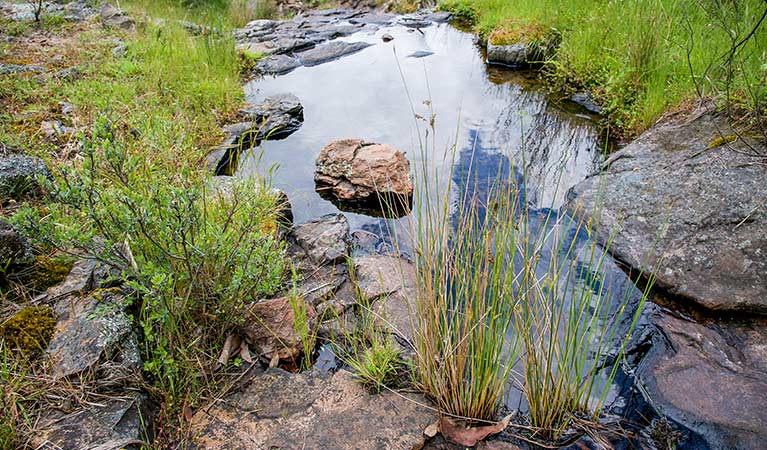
[
  {"left": 1, "top": 3, "right": 764, "bottom": 449},
  {"left": 205, "top": 7, "right": 767, "bottom": 450}
]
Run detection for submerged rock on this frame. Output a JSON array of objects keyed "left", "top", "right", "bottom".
[
  {"left": 408, "top": 50, "right": 434, "bottom": 58},
  {"left": 315, "top": 139, "right": 413, "bottom": 205},
  {"left": 568, "top": 114, "right": 767, "bottom": 313},
  {"left": 0, "top": 153, "right": 52, "bottom": 201},
  {"left": 189, "top": 368, "right": 433, "bottom": 450},
  {"left": 639, "top": 312, "right": 767, "bottom": 449}
]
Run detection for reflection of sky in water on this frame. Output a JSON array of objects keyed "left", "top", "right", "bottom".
[
  {"left": 240, "top": 23, "right": 600, "bottom": 231},
  {"left": 240, "top": 22, "right": 642, "bottom": 415}
]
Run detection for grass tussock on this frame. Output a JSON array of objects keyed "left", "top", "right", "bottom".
[
  {"left": 402, "top": 119, "right": 653, "bottom": 439},
  {"left": 440, "top": 0, "right": 767, "bottom": 136}
]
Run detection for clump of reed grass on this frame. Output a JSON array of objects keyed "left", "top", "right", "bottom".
[{"left": 405, "top": 128, "right": 653, "bottom": 439}]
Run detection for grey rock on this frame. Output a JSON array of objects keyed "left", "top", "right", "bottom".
[
  {"left": 639, "top": 311, "right": 767, "bottom": 449},
  {"left": 189, "top": 368, "right": 433, "bottom": 450},
  {"left": 46, "top": 258, "right": 98, "bottom": 300},
  {"left": 48, "top": 289, "right": 140, "bottom": 379},
  {"left": 0, "top": 218, "right": 33, "bottom": 266},
  {"left": 567, "top": 114, "right": 767, "bottom": 313},
  {"left": 407, "top": 50, "right": 433, "bottom": 58},
  {"left": 34, "top": 392, "right": 149, "bottom": 450},
  {"left": 487, "top": 40, "right": 530, "bottom": 66},
  {"left": 295, "top": 41, "right": 372, "bottom": 67},
  {"left": 0, "top": 63, "right": 43, "bottom": 75},
  {"left": 55, "top": 67, "right": 80, "bottom": 81},
  {"left": 254, "top": 54, "right": 302, "bottom": 74},
  {"left": 59, "top": 101, "right": 76, "bottom": 116},
  {"left": 396, "top": 16, "right": 432, "bottom": 29},
  {"left": 240, "top": 93, "right": 304, "bottom": 141},
  {"left": 291, "top": 213, "right": 350, "bottom": 265},
  {"left": 425, "top": 11, "right": 453, "bottom": 23},
  {"left": 350, "top": 13, "right": 396, "bottom": 26},
  {"left": 41, "top": 120, "right": 75, "bottom": 139},
  {"left": 381, "top": 33, "right": 394, "bottom": 42},
  {"left": 111, "top": 43, "right": 128, "bottom": 57},
  {"left": 571, "top": 92, "right": 602, "bottom": 114},
  {"left": 353, "top": 254, "right": 416, "bottom": 343},
  {"left": 0, "top": 153, "right": 52, "bottom": 201},
  {"left": 100, "top": 4, "right": 134, "bottom": 30}
]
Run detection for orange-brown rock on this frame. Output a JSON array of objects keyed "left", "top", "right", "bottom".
[{"left": 315, "top": 139, "right": 413, "bottom": 202}]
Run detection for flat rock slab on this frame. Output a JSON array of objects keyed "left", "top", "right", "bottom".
[
  {"left": 354, "top": 254, "right": 416, "bottom": 343},
  {"left": 639, "top": 312, "right": 767, "bottom": 449},
  {"left": 189, "top": 368, "right": 433, "bottom": 450},
  {"left": 291, "top": 213, "right": 350, "bottom": 265},
  {"left": 48, "top": 289, "right": 139, "bottom": 379},
  {"left": 567, "top": 114, "right": 767, "bottom": 313},
  {"left": 34, "top": 393, "right": 148, "bottom": 450},
  {"left": 296, "top": 40, "right": 372, "bottom": 67}
]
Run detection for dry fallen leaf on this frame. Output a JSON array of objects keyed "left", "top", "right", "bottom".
[
  {"left": 239, "top": 341, "right": 253, "bottom": 363},
  {"left": 182, "top": 400, "right": 194, "bottom": 423},
  {"left": 438, "top": 413, "right": 514, "bottom": 447},
  {"left": 269, "top": 352, "right": 280, "bottom": 368},
  {"left": 217, "top": 334, "right": 241, "bottom": 366}
]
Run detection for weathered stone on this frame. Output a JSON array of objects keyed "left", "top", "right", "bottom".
[
  {"left": 0, "top": 153, "right": 52, "bottom": 201},
  {"left": 291, "top": 213, "right": 350, "bottom": 265},
  {"left": 315, "top": 139, "right": 413, "bottom": 203},
  {"left": 47, "top": 289, "right": 139, "bottom": 379},
  {"left": 254, "top": 53, "right": 302, "bottom": 74},
  {"left": 0, "top": 63, "right": 43, "bottom": 75},
  {"left": 425, "top": 11, "right": 453, "bottom": 23},
  {"left": 0, "top": 218, "right": 33, "bottom": 266},
  {"left": 243, "top": 296, "right": 317, "bottom": 362},
  {"left": 100, "top": 4, "right": 134, "bottom": 30},
  {"left": 295, "top": 40, "right": 372, "bottom": 66},
  {"left": 567, "top": 114, "right": 767, "bottom": 313},
  {"left": 34, "top": 392, "right": 149, "bottom": 450},
  {"left": 240, "top": 93, "right": 304, "bottom": 141},
  {"left": 354, "top": 255, "right": 416, "bottom": 343},
  {"left": 188, "top": 368, "right": 433, "bottom": 450},
  {"left": 46, "top": 258, "right": 98, "bottom": 300},
  {"left": 486, "top": 40, "right": 530, "bottom": 66},
  {"left": 639, "top": 312, "right": 767, "bottom": 449}
]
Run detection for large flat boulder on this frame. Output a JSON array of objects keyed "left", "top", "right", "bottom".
[
  {"left": 0, "top": 153, "right": 52, "bottom": 201},
  {"left": 188, "top": 368, "right": 433, "bottom": 450},
  {"left": 567, "top": 114, "right": 767, "bottom": 313},
  {"left": 638, "top": 312, "right": 767, "bottom": 449}
]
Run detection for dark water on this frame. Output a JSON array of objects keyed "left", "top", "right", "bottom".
[{"left": 240, "top": 21, "right": 649, "bottom": 427}]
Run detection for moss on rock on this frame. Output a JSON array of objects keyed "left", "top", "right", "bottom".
[{"left": 0, "top": 306, "right": 57, "bottom": 358}]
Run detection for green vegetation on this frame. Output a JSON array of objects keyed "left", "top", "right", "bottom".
[
  {"left": 441, "top": 0, "right": 767, "bottom": 136},
  {"left": 2, "top": 1, "right": 286, "bottom": 444},
  {"left": 0, "top": 306, "right": 56, "bottom": 358}
]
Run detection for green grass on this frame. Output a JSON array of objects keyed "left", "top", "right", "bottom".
[{"left": 441, "top": 0, "right": 767, "bottom": 136}]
